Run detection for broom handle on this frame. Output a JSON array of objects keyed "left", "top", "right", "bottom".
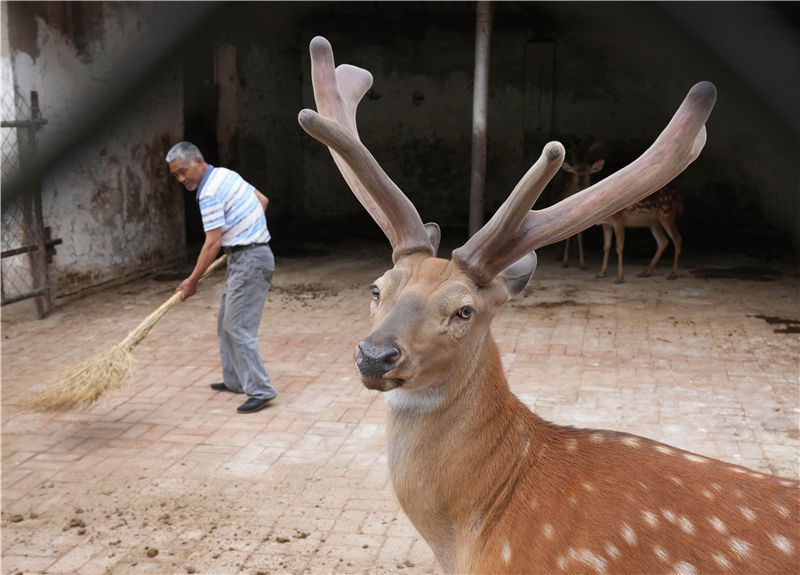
[{"left": 119, "top": 254, "right": 229, "bottom": 350}]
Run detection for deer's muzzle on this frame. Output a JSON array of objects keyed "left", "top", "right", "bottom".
[{"left": 356, "top": 340, "right": 401, "bottom": 387}]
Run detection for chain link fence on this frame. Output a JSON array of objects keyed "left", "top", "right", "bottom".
[{"left": 1, "top": 90, "right": 58, "bottom": 317}]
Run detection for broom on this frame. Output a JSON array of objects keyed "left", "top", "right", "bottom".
[{"left": 17, "top": 254, "right": 228, "bottom": 413}]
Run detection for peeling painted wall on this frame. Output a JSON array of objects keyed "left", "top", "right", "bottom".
[{"left": 3, "top": 1, "right": 186, "bottom": 300}]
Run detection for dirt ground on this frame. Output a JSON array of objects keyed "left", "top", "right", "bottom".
[{"left": 2, "top": 237, "right": 798, "bottom": 575}]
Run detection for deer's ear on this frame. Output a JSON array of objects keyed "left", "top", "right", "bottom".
[
  {"left": 424, "top": 222, "right": 441, "bottom": 257},
  {"left": 561, "top": 161, "right": 576, "bottom": 174},
  {"left": 498, "top": 251, "right": 537, "bottom": 298},
  {"left": 590, "top": 159, "right": 605, "bottom": 173}
]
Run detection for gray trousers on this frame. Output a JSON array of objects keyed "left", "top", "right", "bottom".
[{"left": 218, "top": 245, "right": 276, "bottom": 400}]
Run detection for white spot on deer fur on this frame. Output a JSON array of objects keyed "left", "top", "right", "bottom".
[
  {"left": 568, "top": 496, "right": 577, "bottom": 506},
  {"left": 655, "top": 445, "right": 674, "bottom": 455},
  {"left": 711, "top": 483, "right": 723, "bottom": 492},
  {"left": 771, "top": 534, "right": 794, "bottom": 556},
  {"left": 583, "top": 482, "right": 594, "bottom": 491},
  {"left": 734, "top": 489, "right": 743, "bottom": 498},
  {"left": 578, "top": 549, "right": 607, "bottom": 574},
  {"left": 731, "top": 467, "right": 747, "bottom": 474},
  {"left": 774, "top": 504, "right": 790, "bottom": 519},
  {"left": 566, "top": 438, "right": 577, "bottom": 450},
  {"left": 502, "top": 542, "right": 511, "bottom": 563},
  {"left": 530, "top": 497, "right": 538, "bottom": 509},
  {"left": 673, "top": 560, "right": 699, "bottom": 574},
  {"left": 678, "top": 517, "right": 695, "bottom": 535},
  {"left": 604, "top": 542, "right": 620, "bottom": 560},
  {"left": 779, "top": 480, "right": 795, "bottom": 487},
  {"left": 739, "top": 507, "right": 756, "bottom": 521},
  {"left": 662, "top": 509, "right": 677, "bottom": 524},
  {"left": 670, "top": 476, "right": 683, "bottom": 486},
  {"left": 523, "top": 440, "right": 530, "bottom": 455},
  {"left": 653, "top": 546, "right": 668, "bottom": 562},
  {"left": 701, "top": 489, "right": 714, "bottom": 500},
  {"left": 543, "top": 523, "right": 554, "bottom": 539},
  {"left": 643, "top": 510, "right": 659, "bottom": 528},
  {"left": 729, "top": 538, "right": 752, "bottom": 561},
  {"left": 621, "top": 524, "right": 636, "bottom": 546},
  {"left": 711, "top": 553, "right": 732, "bottom": 569},
  {"left": 560, "top": 548, "right": 607, "bottom": 574},
  {"left": 591, "top": 433, "right": 605, "bottom": 442},
  {"left": 622, "top": 437, "right": 640, "bottom": 447},
  {"left": 708, "top": 516, "right": 727, "bottom": 534},
  {"left": 684, "top": 454, "right": 706, "bottom": 463}
]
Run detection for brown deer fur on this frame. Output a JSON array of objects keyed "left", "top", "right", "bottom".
[
  {"left": 298, "top": 37, "right": 798, "bottom": 575},
  {"left": 597, "top": 186, "right": 684, "bottom": 282}
]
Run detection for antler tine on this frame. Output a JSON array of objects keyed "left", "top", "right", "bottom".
[
  {"left": 302, "top": 37, "right": 433, "bottom": 260},
  {"left": 454, "top": 81, "right": 716, "bottom": 285},
  {"left": 452, "top": 142, "right": 564, "bottom": 278}
]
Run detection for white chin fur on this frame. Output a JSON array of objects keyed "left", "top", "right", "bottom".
[{"left": 384, "top": 385, "right": 445, "bottom": 414}]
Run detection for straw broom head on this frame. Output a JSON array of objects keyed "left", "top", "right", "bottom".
[
  {"left": 17, "top": 343, "right": 136, "bottom": 412},
  {"left": 16, "top": 255, "right": 227, "bottom": 413}
]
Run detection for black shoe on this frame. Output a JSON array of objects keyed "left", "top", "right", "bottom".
[
  {"left": 237, "top": 396, "right": 275, "bottom": 413},
  {"left": 210, "top": 383, "right": 235, "bottom": 392}
]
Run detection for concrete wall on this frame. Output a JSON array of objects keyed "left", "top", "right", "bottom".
[
  {"left": 219, "top": 2, "right": 799, "bottom": 250},
  {"left": 3, "top": 1, "right": 186, "bottom": 300}
]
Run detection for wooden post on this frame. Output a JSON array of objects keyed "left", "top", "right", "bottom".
[
  {"left": 28, "top": 91, "right": 53, "bottom": 318},
  {"left": 468, "top": 1, "right": 493, "bottom": 238}
]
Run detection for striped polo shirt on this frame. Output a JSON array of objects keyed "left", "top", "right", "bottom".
[{"left": 196, "top": 166, "right": 270, "bottom": 247}]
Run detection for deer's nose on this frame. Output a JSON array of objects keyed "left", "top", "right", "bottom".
[{"left": 356, "top": 341, "right": 401, "bottom": 378}]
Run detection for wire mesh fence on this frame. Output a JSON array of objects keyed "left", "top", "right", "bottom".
[{"left": 1, "top": 91, "right": 53, "bottom": 316}]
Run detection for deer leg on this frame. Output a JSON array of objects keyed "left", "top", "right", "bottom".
[
  {"left": 660, "top": 215, "right": 682, "bottom": 280},
  {"left": 613, "top": 220, "right": 626, "bottom": 284},
  {"left": 596, "top": 224, "right": 613, "bottom": 278},
  {"left": 577, "top": 231, "right": 587, "bottom": 270},
  {"left": 561, "top": 236, "right": 571, "bottom": 268},
  {"left": 637, "top": 221, "right": 668, "bottom": 278}
]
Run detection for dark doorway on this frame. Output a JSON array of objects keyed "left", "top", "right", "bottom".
[{"left": 182, "top": 42, "right": 219, "bottom": 248}]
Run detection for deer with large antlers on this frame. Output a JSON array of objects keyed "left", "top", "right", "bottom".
[{"left": 299, "top": 37, "right": 798, "bottom": 575}]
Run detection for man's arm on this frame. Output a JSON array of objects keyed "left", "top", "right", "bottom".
[
  {"left": 177, "top": 226, "right": 222, "bottom": 301},
  {"left": 254, "top": 188, "right": 269, "bottom": 212}
]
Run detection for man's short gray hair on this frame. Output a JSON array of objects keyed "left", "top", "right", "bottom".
[{"left": 166, "top": 142, "right": 204, "bottom": 163}]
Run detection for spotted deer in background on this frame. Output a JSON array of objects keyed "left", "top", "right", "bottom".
[
  {"left": 299, "top": 36, "right": 798, "bottom": 575},
  {"left": 557, "top": 140, "right": 605, "bottom": 270},
  {"left": 596, "top": 185, "right": 684, "bottom": 283}
]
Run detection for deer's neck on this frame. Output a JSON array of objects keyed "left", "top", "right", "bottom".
[{"left": 385, "top": 336, "right": 547, "bottom": 571}]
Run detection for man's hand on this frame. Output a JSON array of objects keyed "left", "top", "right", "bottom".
[
  {"left": 177, "top": 278, "right": 198, "bottom": 301},
  {"left": 176, "top": 227, "right": 222, "bottom": 302}
]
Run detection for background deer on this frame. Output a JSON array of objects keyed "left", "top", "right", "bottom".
[
  {"left": 596, "top": 185, "right": 684, "bottom": 283},
  {"left": 556, "top": 140, "right": 605, "bottom": 270},
  {"left": 299, "top": 37, "right": 798, "bottom": 575}
]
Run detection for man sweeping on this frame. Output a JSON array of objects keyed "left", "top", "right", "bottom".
[{"left": 166, "top": 142, "right": 277, "bottom": 414}]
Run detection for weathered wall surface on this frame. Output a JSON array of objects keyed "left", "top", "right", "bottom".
[
  {"left": 4, "top": 1, "right": 186, "bottom": 300},
  {"left": 222, "top": 2, "right": 798, "bottom": 250}
]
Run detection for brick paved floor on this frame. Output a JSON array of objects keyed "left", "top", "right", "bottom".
[{"left": 2, "top": 239, "right": 798, "bottom": 575}]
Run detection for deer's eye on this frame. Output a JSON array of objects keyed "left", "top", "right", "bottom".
[
  {"left": 369, "top": 285, "right": 380, "bottom": 301},
  {"left": 456, "top": 306, "right": 475, "bottom": 320}
]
